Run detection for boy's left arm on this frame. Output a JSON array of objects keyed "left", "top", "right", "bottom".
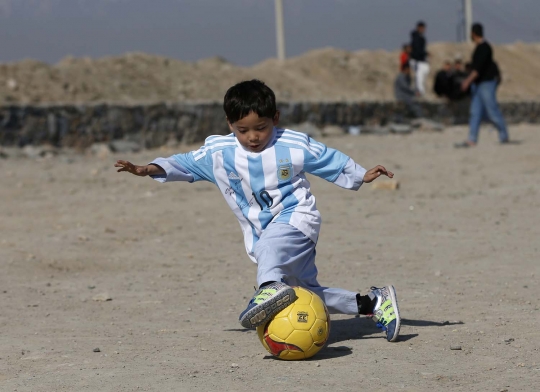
[{"left": 303, "top": 137, "right": 393, "bottom": 190}]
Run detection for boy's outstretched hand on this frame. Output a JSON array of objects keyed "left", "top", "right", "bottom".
[
  {"left": 115, "top": 160, "right": 147, "bottom": 176},
  {"left": 115, "top": 160, "right": 164, "bottom": 176},
  {"left": 363, "top": 165, "right": 394, "bottom": 183}
]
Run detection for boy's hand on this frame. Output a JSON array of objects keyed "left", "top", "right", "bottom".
[
  {"left": 363, "top": 165, "right": 394, "bottom": 183},
  {"left": 115, "top": 160, "right": 150, "bottom": 176}
]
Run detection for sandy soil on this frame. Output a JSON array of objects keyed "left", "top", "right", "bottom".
[
  {"left": 1, "top": 124, "right": 539, "bottom": 391},
  {"left": 2, "top": 42, "right": 540, "bottom": 105}
]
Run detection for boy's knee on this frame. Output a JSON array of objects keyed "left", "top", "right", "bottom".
[{"left": 254, "top": 240, "right": 289, "bottom": 265}]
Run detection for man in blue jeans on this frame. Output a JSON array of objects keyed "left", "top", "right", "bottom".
[{"left": 457, "top": 23, "right": 509, "bottom": 147}]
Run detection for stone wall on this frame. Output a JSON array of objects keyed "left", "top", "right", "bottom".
[{"left": 1, "top": 101, "right": 539, "bottom": 148}]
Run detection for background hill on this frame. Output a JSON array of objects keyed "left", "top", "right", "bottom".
[{"left": 1, "top": 42, "right": 540, "bottom": 105}]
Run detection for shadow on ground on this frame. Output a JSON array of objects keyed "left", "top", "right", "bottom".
[
  {"left": 225, "top": 316, "right": 462, "bottom": 360},
  {"left": 401, "top": 319, "right": 464, "bottom": 327}
]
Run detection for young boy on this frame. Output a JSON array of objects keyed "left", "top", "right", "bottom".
[{"left": 115, "top": 80, "right": 401, "bottom": 342}]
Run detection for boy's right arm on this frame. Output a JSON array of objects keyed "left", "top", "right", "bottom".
[{"left": 115, "top": 140, "right": 216, "bottom": 184}]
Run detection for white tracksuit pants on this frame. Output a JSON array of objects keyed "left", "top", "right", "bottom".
[
  {"left": 253, "top": 222, "right": 358, "bottom": 315},
  {"left": 410, "top": 59, "right": 430, "bottom": 96}
]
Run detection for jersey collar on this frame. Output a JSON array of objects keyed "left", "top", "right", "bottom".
[{"left": 234, "top": 127, "right": 278, "bottom": 155}]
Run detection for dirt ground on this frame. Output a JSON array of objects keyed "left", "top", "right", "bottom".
[{"left": 1, "top": 124, "right": 539, "bottom": 391}]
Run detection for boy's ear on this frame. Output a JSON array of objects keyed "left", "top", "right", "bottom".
[
  {"left": 227, "top": 118, "right": 235, "bottom": 132},
  {"left": 273, "top": 111, "right": 280, "bottom": 126}
]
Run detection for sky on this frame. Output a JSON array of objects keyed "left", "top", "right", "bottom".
[{"left": 0, "top": 0, "right": 539, "bottom": 65}]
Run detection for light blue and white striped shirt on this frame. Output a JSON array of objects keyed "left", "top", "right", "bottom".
[{"left": 150, "top": 127, "right": 367, "bottom": 262}]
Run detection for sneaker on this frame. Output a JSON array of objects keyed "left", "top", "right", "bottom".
[
  {"left": 368, "top": 285, "right": 401, "bottom": 342},
  {"left": 239, "top": 282, "right": 297, "bottom": 329}
]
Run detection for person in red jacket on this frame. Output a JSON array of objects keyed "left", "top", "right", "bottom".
[{"left": 400, "top": 44, "right": 411, "bottom": 70}]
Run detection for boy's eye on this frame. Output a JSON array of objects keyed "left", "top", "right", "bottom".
[{"left": 257, "top": 127, "right": 266, "bottom": 131}]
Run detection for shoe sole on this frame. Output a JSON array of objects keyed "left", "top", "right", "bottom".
[
  {"left": 240, "top": 287, "right": 297, "bottom": 329},
  {"left": 387, "top": 285, "right": 401, "bottom": 342}
]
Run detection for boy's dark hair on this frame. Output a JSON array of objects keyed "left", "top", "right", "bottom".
[
  {"left": 472, "top": 23, "right": 484, "bottom": 37},
  {"left": 417, "top": 21, "right": 426, "bottom": 28},
  {"left": 223, "top": 79, "right": 277, "bottom": 124}
]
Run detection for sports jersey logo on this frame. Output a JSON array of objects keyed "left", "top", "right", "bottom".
[
  {"left": 228, "top": 172, "right": 242, "bottom": 181},
  {"left": 278, "top": 164, "right": 293, "bottom": 182}
]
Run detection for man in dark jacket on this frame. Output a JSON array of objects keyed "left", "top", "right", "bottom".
[
  {"left": 457, "top": 23, "right": 509, "bottom": 147},
  {"left": 447, "top": 60, "right": 469, "bottom": 101},
  {"left": 410, "top": 21, "right": 430, "bottom": 96},
  {"left": 433, "top": 61, "right": 452, "bottom": 98},
  {"left": 394, "top": 63, "right": 423, "bottom": 118}
]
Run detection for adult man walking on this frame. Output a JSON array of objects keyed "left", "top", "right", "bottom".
[
  {"left": 457, "top": 23, "right": 509, "bottom": 147},
  {"left": 410, "top": 21, "right": 430, "bottom": 95}
]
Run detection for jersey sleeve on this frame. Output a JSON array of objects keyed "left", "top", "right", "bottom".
[
  {"left": 332, "top": 158, "right": 367, "bottom": 190},
  {"left": 302, "top": 137, "right": 366, "bottom": 190},
  {"left": 149, "top": 145, "right": 216, "bottom": 184}
]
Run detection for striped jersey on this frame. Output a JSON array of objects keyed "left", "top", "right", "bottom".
[{"left": 150, "top": 127, "right": 366, "bottom": 262}]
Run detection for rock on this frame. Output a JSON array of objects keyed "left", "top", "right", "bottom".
[
  {"left": 0, "top": 148, "right": 25, "bottom": 159},
  {"left": 322, "top": 125, "right": 345, "bottom": 137},
  {"left": 59, "top": 156, "right": 75, "bottom": 164},
  {"left": 504, "top": 338, "right": 514, "bottom": 343},
  {"left": 371, "top": 180, "right": 399, "bottom": 191},
  {"left": 290, "top": 122, "right": 322, "bottom": 138},
  {"left": 92, "top": 293, "right": 112, "bottom": 302},
  {"left": 109, "top": 140, "right": 141, "bottom": 153},
  {"left": 230, "top": 363, "right": 239, "bottom": 368},
  {"left": 362, "top": 125, "right": 390, "bottom": 135},
  {"left": 347, "top": 126, "right": 361, "bottom": 135},
  {"left": 22, "top": 145, "right": 43, "bottom": 159},
  {"left": 388, "top": 123, "right": 413, "bottom": 134},
  {"left": 22, "top": 145, "right": 57, "bottom": 159},
  {"left": 93, "top": 348, "right": 101, "bottom": 352},
  {"left": 411, "top": 118, "right": 445, "bottom": 132},
  {"left": 90, "top": 143, "right": 111, "bottom": 159},
  {"left": 6, "top": 78, "right": 18, "bottom": 91},
  {"left": 450, "top": 345, "right": 462, "bottom": 350}
]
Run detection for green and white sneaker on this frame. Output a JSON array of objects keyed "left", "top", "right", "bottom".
[
  {"left": 239, "top": 282, "right": 297, "bottom": 329},
  {"left": 368, "top": 285, "right": 401, "bottom": 342}
]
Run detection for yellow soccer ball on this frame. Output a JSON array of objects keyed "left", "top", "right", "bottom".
[{"left": 256, "top": 287, "right": 330, "bottom": 360}]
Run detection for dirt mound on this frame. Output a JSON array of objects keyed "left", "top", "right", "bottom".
[{"left": 1, "top": 42, "right": 539, "bottom": 105}]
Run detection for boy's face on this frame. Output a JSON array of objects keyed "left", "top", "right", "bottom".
[{"left": 228, "top": 111, "right": 279, "bottom": 153}]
